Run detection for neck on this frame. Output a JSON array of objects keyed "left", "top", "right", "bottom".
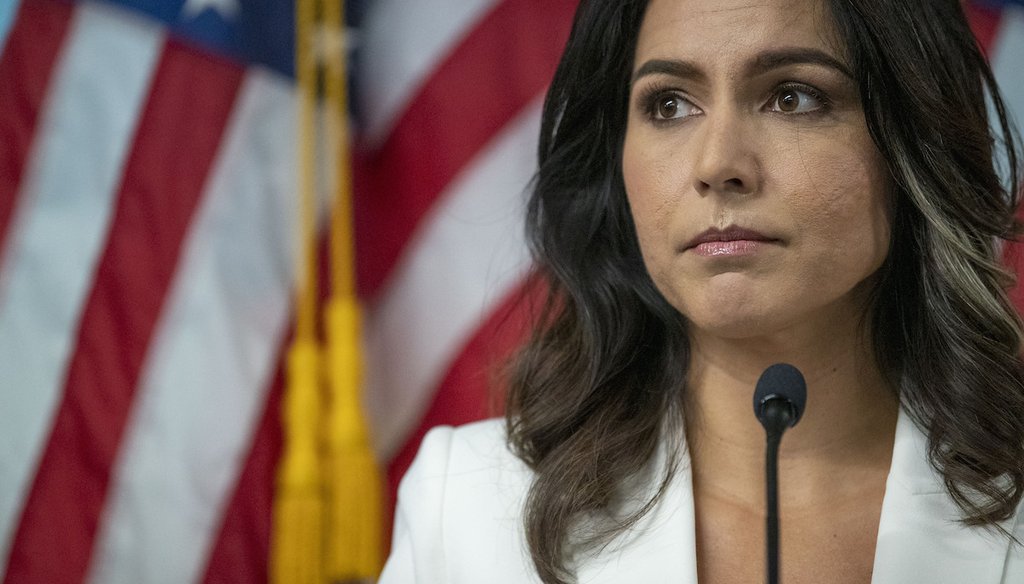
[{"left": 684, "top": 319, "right": 899, "bottom": 512}]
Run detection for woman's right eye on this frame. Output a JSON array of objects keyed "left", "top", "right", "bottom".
[{"left": 644, "top": 91, "right": 700, "bottom": 122}]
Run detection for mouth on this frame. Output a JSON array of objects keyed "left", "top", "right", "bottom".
[{"left": 684, "top": 225, "right": 779, "bottom": 257}]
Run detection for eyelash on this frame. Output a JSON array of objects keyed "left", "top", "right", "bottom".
[
  {"left": 637, "top": 85, "right": 696, "bottom": 123},
  {"left": 637, "top": 82, "right": 833, "bottom": 124},
  {"left": 770, "top": 82, "right": 832, "bottom": 114}
]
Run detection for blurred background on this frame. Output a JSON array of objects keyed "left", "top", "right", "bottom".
[{"left": 0, "top": 0, "right": 1021, "bottom": 582}]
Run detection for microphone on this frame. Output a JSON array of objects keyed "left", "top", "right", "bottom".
[{"left": 753, "top": 363, "right": 807, "bottom": 584}]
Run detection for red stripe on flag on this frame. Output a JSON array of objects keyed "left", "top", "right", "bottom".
[
  {"left": 353, "top": 0, "right": 576, "bottom": 297},
  {"left": 0, "top": 0, "right": 73, "bottom": 269},
  {"left": 200, "top": 356, "right": 284, "bottom": 584},
  {"left": 965, "top": 3, "right": 1003, "bottom": 55},
  {"left": 2, "top": 40, "right": 244, "bottom": 584},
  {"left": 1007, "top": 244, "right": 1024, "bottom": 311}
]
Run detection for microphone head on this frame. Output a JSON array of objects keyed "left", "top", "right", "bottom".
[{"left": 753, "top": 363, "right": 807, "bottom": 428}]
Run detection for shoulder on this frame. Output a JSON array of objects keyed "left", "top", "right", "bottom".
[
  {"left": 403, "top": 418, "right": 535, "bottom": 533},
  {"left": 404, "top": 418, "right": 527, "bottom": 482},
  {"left": 379, "top": 419, "right": 540, "bottom": 584},
  {"left": 398, "top": 419, "right": 533, "bottom": 509}
]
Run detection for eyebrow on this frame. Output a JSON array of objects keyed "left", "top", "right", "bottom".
[{"left": 631, "top": 47, "right": 854, "bottom": 85}]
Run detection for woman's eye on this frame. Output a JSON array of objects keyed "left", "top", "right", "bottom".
[
  {"left": 768, "top": 86, "right": 827, "bottom": 114},
  {"left": 649, "top": 92, "right": 699, "bottom": 121}
]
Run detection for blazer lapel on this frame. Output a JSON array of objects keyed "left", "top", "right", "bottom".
[
  {"left": 575, "top": 438, "right": 699, "bottom": 584},
  {"left": 574, "top": 409, "right": 1021, "bottom": 584},
  {"left": 871, "top": 410, "right": 1020, "bottom": 584}
]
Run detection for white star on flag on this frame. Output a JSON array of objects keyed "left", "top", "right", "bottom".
[{"left": 181, "top": 0, "right": 240, "bottom": 21}]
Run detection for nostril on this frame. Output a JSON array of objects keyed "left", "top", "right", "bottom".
[{"left": 697, "top": 176, "right": 746, "bottom": 193}]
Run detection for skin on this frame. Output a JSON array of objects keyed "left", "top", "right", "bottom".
[{"left": 622, "top": 0, "right": 901, "bottom": 582}]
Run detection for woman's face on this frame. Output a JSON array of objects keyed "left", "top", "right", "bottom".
[{"left": 622, "top": 0, "right": 892, "bottom": 340}]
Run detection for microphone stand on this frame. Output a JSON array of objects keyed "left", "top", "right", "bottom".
[
  {"left": 761, "top": 400, "right": 793, "bottom": 584},
  {"left": 753, "top": 363, "right": 806, "bottom": 584}
]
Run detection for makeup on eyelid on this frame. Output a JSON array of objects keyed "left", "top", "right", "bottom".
[{"left": 636, "top": 82, "right": 833, "bottom": 123}]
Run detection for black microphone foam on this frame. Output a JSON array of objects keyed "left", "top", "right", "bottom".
[{"left": 753, "top": 363, "right": 807, "bottom": 428}]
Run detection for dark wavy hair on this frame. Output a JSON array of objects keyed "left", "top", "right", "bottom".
[{"left": 504, "top": 0, "right": 1024, "bottom": 582}]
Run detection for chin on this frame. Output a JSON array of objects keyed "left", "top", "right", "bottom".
[
  {"left": 669, "top": 282, "right": 778, "bottom": 338},
  {"left": 686, "top": 311, "right": 780, "bottom": 340},
  {"left": 677, "top": 289, "right": 801, "bottom": 341}
]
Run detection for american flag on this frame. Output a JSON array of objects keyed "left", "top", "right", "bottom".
[{"left": 0, "top": 0, "right": 1021, "bottom": 582}]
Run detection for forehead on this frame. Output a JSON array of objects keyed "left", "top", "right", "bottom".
[{"left": 634, "top": 0, "right": 841, "bottom": 69}]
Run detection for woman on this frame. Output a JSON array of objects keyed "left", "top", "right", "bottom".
[{"left": 379, "top": 0, "right": 1024, "bottom": 582}]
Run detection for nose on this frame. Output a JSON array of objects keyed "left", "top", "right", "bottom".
[{"left": 691, "top": 110, "right": 760, "bottom": 197}]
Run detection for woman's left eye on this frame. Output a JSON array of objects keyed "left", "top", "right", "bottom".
[{"left": 767, "top": 85, "right": 828, "bottom": 114}]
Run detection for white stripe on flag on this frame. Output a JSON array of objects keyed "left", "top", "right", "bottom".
[
  {"left": 86, "top": 68, "right": 296, "bottom": 584},
  {"left": 992, "top": 7, "right": 1024, "bottom": 127},
  {"left": 0, "top": 0, "right": 19, "bottom": 52},
  {"left": 0, "top": 1, "right": 163, "bottom": 564},
  {"left": 366, "top": 98, "right": 541, "bottom": 459},
  {"left": 357, "top": 0, "right": 500, "bottom": 146}
]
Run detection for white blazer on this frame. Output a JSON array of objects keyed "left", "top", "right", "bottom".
[{"left": 379, "top": 411, "right": 1024, "bottom": 583}]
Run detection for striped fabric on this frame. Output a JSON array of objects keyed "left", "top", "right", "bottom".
[
  {"left": 0, "top": 1, "right": 1022, "bottom": 582},
  {"left": 0, "top": 2, "right": 295, "bottom": 582}
]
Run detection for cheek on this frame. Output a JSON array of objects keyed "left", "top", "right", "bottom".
[
  {"left": 789, "top": 141, "right": 892, "bottom": 274},
  {"left": 622, "top": 136, "right": 688, "bottom": 259}
]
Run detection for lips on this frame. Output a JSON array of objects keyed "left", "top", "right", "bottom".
[{"left": 684, "top": 226, "right": 779, "bottom": 257}]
